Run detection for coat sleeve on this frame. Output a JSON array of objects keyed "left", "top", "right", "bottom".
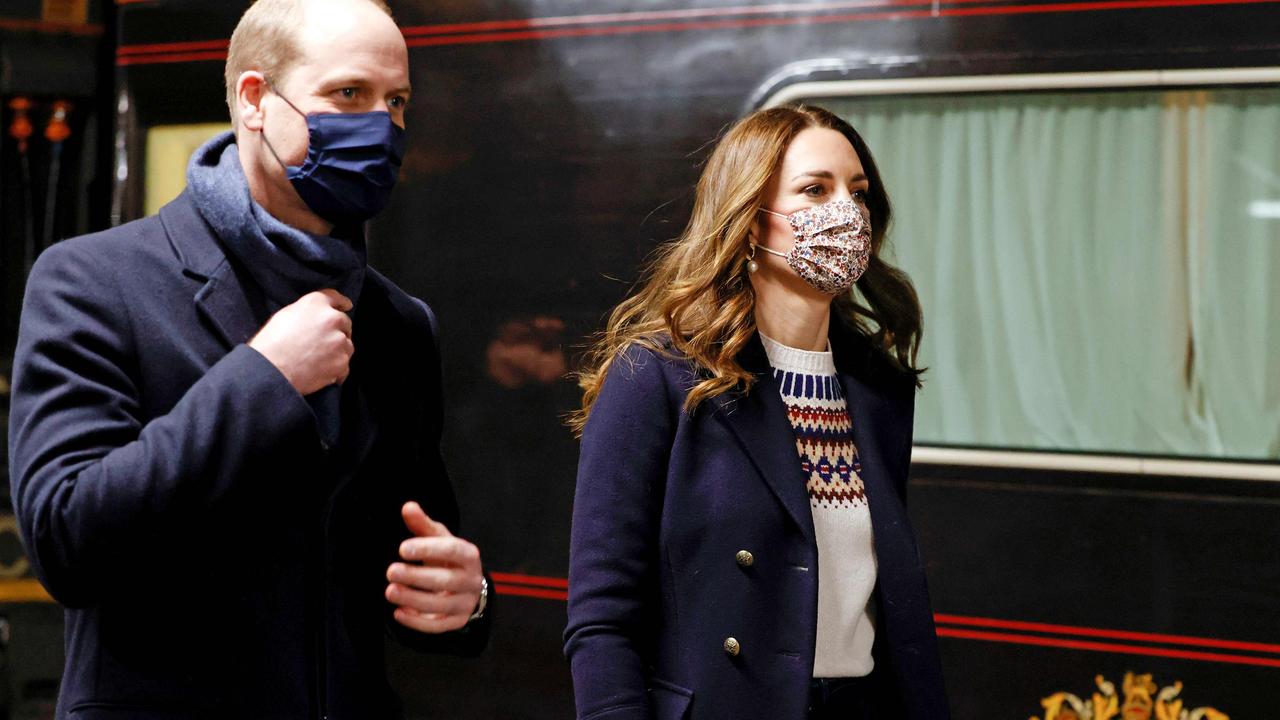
[
  {"left": 7, "top": 240, "right": 313, "bottom": 608},
  {"left": 563, "top": 345, "right": 676, "bottom": 720},
  {"left": 385, "top": 297, "right": 490, "bottom": 656}
]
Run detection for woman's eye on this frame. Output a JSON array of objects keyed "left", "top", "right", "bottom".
[
  {"left": 803, "top": 185, "right": 825, "bottom": 197},
  {"left": 852, "top": 188, "right": 868, "bottom": 202}
]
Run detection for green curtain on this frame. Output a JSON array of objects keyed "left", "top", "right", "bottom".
[{"left": 822, "top": 87, "right": 1280, "bottom": 460}]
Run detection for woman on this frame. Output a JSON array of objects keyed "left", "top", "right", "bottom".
[{"left": 563, "top": 105, "right": 949, "bottom": 720}]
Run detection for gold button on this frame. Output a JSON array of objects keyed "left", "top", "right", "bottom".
[
  {"left": 723, "top": 637, "right": 741, "bottom": 657},
  {"left": 735, "top": 550, "right": 754, "bottom": 567}
]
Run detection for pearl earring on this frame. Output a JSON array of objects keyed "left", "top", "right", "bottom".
[{"left": 746, "top": 244, "right": 759, "bottom": 274}]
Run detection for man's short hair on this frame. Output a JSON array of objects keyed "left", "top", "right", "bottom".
[{"left": 224, "top": 0, "right": 394, "bottom": 126}]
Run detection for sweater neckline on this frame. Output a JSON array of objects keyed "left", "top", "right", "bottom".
[{"left": 759, "top": 331, "right": 836, "bottom": 376}]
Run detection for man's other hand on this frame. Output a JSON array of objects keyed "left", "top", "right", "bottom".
[
  {"left": 249, "top": 289, "right": 354, "bottom": 396},
  {"left": 386, "top": 501, "right": 484, "bottom": 633}
]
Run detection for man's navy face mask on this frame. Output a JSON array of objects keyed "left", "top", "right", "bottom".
[{"left": 262, "top": 81, "right": 407, "bottom": 227}]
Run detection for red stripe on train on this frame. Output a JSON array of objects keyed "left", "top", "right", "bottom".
[
  {"left": 935, "top": 627, "right": 1280, "bottom": 667},
  {"left": 493, "top": 583, "right": 570, "bottom": 601},
  {"left": 115, "top": 0, "right": 1279, "bottom": 64},
  {"left": 484, "top": 573, "right": 1280, "bottom": 664},
  {"left": 491, "top": 572, "right": 570, "bottom": 589},
  {"left": 935, "top": 613, "right": 1280, "bottom": 655}
]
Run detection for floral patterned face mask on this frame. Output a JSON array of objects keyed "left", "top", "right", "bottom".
[{"left": 752, "top": 198, "right": 872, "bottom": 295}]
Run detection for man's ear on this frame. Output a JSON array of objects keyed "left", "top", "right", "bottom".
[{"left": 236, "top": 71, "right": 268, "bottom": 132}]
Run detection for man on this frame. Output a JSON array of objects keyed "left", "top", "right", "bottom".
[{"left": 7, "top": 0, "right": 489, "bottom": 717}]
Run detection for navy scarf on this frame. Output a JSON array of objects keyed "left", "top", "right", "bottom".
[{"left": 187, "top": 131, "right": 360, "bottom": 445}]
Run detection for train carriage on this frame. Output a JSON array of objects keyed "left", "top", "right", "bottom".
[{"left": 1, "top": 1, "right": 1278, "bottom": 717}]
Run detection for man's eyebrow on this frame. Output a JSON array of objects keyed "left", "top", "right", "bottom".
[
  {"left": 319, "top": 76, "right": 368, "bottom": 89},
  {"left": 316, "top": 78, "right": 412, "bottom": 100}
]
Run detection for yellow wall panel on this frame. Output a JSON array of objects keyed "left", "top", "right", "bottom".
[{"left": 145, "top": 124, "right": 232, "bottom": 217}]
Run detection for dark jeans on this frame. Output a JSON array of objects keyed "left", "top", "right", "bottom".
[{"left": 808, "top": 675, "right": 879, "bottom": 720}]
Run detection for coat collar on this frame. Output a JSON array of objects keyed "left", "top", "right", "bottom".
[
  {"left": 160, "top": 190, "right": 260, "bottom": 349},
  {"left": 710, "top": 318, "right": 912, "bottom": 542}
]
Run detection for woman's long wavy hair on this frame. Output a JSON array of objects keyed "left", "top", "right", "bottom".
[{"left": 568, "top": 105, "right": 923, "bottom": 435}]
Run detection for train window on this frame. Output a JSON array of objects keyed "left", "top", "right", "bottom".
[{"left": 791, "top": 83, "right": 1279, "bottom": 461}]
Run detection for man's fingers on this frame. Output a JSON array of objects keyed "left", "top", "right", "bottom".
[
  {"left": 399, "top": 536, "right": 479, "bottom": 567},
  {"left": 391, "top": 606, "right": 468, "bottom": 634},
  {"left": 401, "top": 501, "right": 450, "bottom": 538},
  {"left": 317, "top": 289, "right": 354, "bottom": 313},
  {"left": 335, "top": 313, "right": 353, "bottom": 339},
  {"left": 387, "top": 562, "right": 481, "bottom": 594},
  {"left": 384, "top": 582, "right": 475, "bottom": 617},
  {"left": 400, "top": 501, "right": 435, "bottom": 537}
]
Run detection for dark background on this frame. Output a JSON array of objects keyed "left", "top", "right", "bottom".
[{"left": 2, "top": 0, "right": 1279, "bottom": 717}]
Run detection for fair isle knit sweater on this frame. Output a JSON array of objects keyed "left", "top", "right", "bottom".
[{"left": 760, "top": 332, "right": 877, "bottom": 679}]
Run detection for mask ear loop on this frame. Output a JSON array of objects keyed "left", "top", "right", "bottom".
[
  {"left": 258, "top": 76, "right": 305, "bottom": 174},
  {"left": 263, "top": 77, "right": 307, "bottom": 117},
  {"left": 747, "top": 205, "right": 775, "bottom": 274},
  {"left": 752, "top": 206, "right": 798, "bottom": 262}
]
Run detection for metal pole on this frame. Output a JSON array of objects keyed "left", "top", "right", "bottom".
[
  {"left": 6, "top": 98, "right": 36, "bottom": 274},
  {"left": 42, "top": 101, "right": 73, "bottom": 254}
]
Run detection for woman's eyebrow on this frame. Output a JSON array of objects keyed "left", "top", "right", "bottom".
[
  {"left": 789, "top": 170, "right": 869, "bottom": 183},
  {"left": 791, "top": 170, "right": 834, "bottom": 182}
]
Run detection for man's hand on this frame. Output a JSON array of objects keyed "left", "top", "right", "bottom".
[
  {"left": 249, "top": 290, "right": 353, "bottom": 396},
  {"left": 386, "top": 501, "right": 484, "bottom": 634}
]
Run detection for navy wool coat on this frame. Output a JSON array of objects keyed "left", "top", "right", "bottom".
[
  {"left": 564, "top": 325, "right": 949, "bottom": 720},
  {"left": 8, "top": 191, "right": 487, "bottom": 720}
]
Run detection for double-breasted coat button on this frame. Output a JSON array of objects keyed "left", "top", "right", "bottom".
[
  {"left": 735, "top": 550, "right": 754, "bottom": 567},
  {"left": 723, "top": 637, "right": 741, "bottom": 657}
]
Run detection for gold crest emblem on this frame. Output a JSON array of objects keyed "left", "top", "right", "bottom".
[{"left": 1030, "top": 672, "right": 1227, "bottom": 720}]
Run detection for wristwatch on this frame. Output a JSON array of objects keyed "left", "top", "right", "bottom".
[{"left": 468, "top": 577, "right": 489, "bottom": 622}]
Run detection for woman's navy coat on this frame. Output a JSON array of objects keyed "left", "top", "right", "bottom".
[{"left": 564, "top": 324, "right": 949, "bottom": 720}]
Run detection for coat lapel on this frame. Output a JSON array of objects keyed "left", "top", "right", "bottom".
[
  {"left": 829, "top": 317, "right": 913, "bottom": 538},
  {"left": 192, "top": 267, "right": 261, "bottom": 349},
  {"left": 710, "top": 335, "right": 815, "bottom": 541},
  {"left": 340, "top": 289, "right": 384, "bottom": 470},
  {"left": 159, "top": 190, "right": 261, "bottom": 349},
  {"left": 838, "top": 369, "right": 909, "bottom": 550}
]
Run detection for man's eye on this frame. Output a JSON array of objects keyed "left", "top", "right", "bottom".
[
  {"left": 389, "top": 96, "right": 407, "bottom": 109},
  {"left": 339, "top": 88, "right": 358, "bottom": 99}
]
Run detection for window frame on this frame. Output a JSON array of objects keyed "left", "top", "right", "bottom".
[{"left": 761, "top": 67, "right": 1280, "bottom": 481}]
